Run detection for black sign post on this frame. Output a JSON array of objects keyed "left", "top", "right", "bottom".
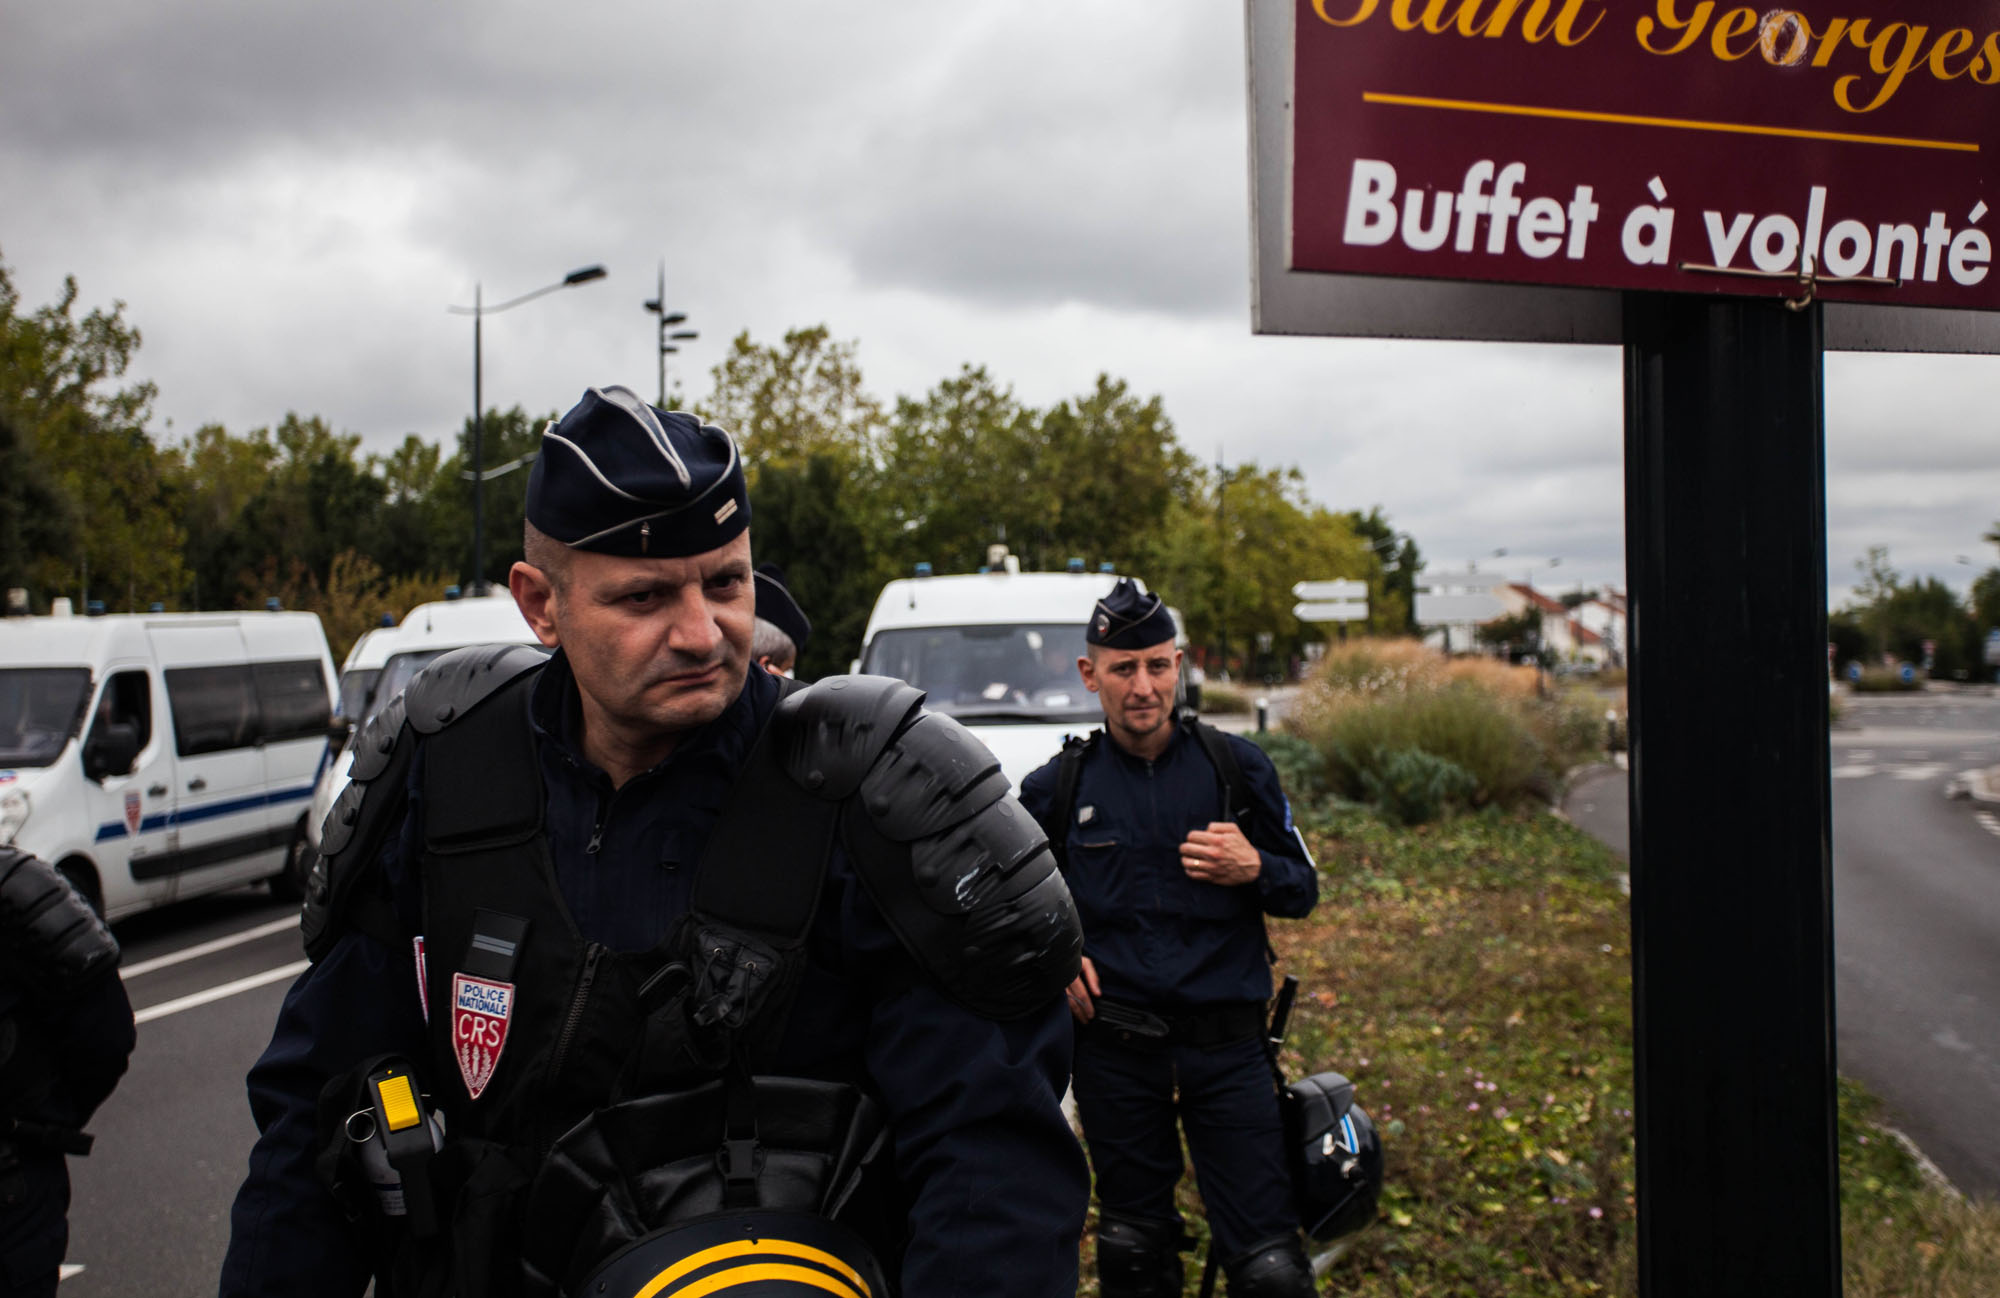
[{"left": 1622, "top": 291, "right": 1839, "bottom": 1293}]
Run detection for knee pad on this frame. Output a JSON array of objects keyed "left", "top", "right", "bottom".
[
  {"left": 1096, "top": 1211, "right": 1185, "bottom": 1298},
  {"left": 1225, "top": 1234, "right": 1315, "bottom": 1297}
]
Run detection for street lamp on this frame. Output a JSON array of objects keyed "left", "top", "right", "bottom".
[
  {"left": 643, "top": 261, "right": 698, "bottom": 408},
  {"left": 446, "top": 263, "right": 606, "bottom": 594}
]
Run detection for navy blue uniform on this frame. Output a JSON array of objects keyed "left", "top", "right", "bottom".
[
  {"left": 1018, "top": 722, "right": 1316, "bottom": 1260},
  {"left": 0, "top": 948, "right": 134, "bottom": 1296},
  {"left": 224, "top": 657, "right": 1087, "bottom": 1297}
]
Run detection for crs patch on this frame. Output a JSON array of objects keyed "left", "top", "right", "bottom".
[
  {"left": 451, "top": 972, "right": 514, "bottom": 1100},
  {"left": 124, "top": 790, "right": 142, "bottom": 836}
]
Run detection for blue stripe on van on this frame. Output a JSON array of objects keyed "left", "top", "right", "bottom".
[{"left": 93, "top": 782, "right": 318, "bottom": 842}]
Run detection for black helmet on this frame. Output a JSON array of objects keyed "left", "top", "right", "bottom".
[
  {"left": 577, "top": 1210, "right": 890, "bottom": 1298},
  {"left": 1282, "top": 1071, "right": 1384, "bottom": 1241}
]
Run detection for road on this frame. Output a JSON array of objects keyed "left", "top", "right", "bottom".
[
  {"left": 1566, "top": 688, "right": 2000, "bottom": 1197},
  {"left": 63, "top": 888, "right": 303, "bottom": 1295}
]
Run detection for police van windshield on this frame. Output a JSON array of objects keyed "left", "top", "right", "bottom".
[
  {"left": 0, "top": 668, "right": 92, "bottom": 767},
  {"left": 860, "top": 624, "right": 1097, "bottom": 722}
]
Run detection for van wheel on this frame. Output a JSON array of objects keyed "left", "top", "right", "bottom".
[
  {"left": 270, "top": 823, "right": 313, "bottom": 902},
  {"left": 57, "top": 857, "right": 105, "bottom": 918}
]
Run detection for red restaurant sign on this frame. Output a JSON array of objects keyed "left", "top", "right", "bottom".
[{"left": 1290, "top": 1, "right": 2000, "bottom": 310}]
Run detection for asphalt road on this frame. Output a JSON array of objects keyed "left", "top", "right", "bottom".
[
  {"left": 63, "top": 887, "right": 304, "bottom": 1296},
  {"left": 1566, "top": 688, "right": 2000, "bottom": 1197}
]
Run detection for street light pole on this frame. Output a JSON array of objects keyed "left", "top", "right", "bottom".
[
  {"left": 643, "top": 260, "right": 696, "bottom": 408},
  {"left": 448, "top": 263, "right": 606, "bottom": 594}
]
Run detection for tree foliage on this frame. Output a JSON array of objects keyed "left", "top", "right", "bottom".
[{"left": 0, "top": 250, "right": 1428, "bottom": 683}]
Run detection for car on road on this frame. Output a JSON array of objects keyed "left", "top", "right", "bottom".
[{"left": 0, "top": 606, "right": 336, "bottom": 919}]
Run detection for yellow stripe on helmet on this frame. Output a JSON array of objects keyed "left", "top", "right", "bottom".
[{"left": 630, "top": 1240, "right": 871, "bottom": 1298}]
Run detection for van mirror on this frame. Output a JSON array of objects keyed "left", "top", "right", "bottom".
[
  {"left": 326, "top": 720, "right": 354, "bottom": 749},
  {"left": 83, "top": 722, "right": 141, "bottom": 782}
]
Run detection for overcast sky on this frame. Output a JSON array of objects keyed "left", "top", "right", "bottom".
[{"left": 3, "top": 2, "right": 1995, "bottom": 609}]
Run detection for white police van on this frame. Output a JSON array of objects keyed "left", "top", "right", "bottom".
[
  {"left": 303, "top": 593, "right": 545, "bottom": 860},
  {"left": 0, "top": 605, "right": 337, "bottom": 919},
  {"left": 854, "top": 547, "right": 1188, "bottom": 790}
]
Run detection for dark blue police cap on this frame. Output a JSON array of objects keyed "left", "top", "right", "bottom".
[
  {"left": 1087, "top": 577, "right": 1176, "bottom": 650},
  {"left": 525, "top": 385, "right": 749, "bottom": 557},
  {"left": 754, "top": 563, "right": 811, "bottom": 652}
]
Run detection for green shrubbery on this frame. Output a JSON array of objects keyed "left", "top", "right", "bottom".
[{"left": 1286, "top": 640, "right": 1602, "bottom": 823}]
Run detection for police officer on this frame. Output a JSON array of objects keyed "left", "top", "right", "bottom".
[
  {"left": 752, "top": 562, "right": 809, "bottom": 678},
  {"left": 0, "top": 848, "right": 136, "bottom": 1297},
  {"left": 222, "top": 385, "right": 1087, "bottom": 1297},
  {"left": 1018, "top": 579, "right": 1320, "bottom": 1297}
]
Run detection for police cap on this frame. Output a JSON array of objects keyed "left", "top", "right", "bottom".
[
  {"left": 525, "top": 385, "right": 749, "bottom": 557},
  {"left": 1087, "top": 577, "right": 1175, "bottom": 650},
  {"left": 754, "top": 563, "right": 811, "bottom": 652}
]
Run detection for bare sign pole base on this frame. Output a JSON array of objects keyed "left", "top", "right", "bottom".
[{"left": 1623, "top": 291, "right": 1839, "bottom": 1295}]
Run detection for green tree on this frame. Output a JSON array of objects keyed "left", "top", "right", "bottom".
[
  {"left": 0, "top": 253, "right": 184, "bottom": 609},
  {"left": 880, "top": 366, "right": 1037, "bottom": 573},
  {"left": 373, "top": 434, "right": 451, "bottom": 579},
  {"left": 0, "top": 409, "right": 76, "bottom": 599},
  {"left": 746, "top": 454, "right": 888, "bottom": 678},
  {"left": 698, "top": 326, "right": 884, "bottom": 472},
  {"left": 426, "top": 406, "right": 547, "bottom": 592},
  {"left": 1338, "top": 505, "right": 1423, "bottom": 634},
  {"left": 166, "top": 422, "right": 277, "bottom": 608}
]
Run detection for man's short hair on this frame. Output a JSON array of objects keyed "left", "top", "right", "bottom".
[
  {"left": 522, "top": 520, "right": 572, "bottom": 590},
  {"left": 751, "top": 617, "right": 798, "bottom": 670}
]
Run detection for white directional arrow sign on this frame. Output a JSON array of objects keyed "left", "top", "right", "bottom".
[
  {"left": 1294, "top": 600, "right": 1369, "bottom": 623},
  {"left": 1292, "top": 579, "right": 1367, "bottom": 602}
]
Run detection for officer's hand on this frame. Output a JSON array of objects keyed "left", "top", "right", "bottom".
[
  {"left": 1181, "top": 822, "right": 1263, "bottom": 886},
  {"left": 1066, "top": 956, "right": 1101, "bottom": 1023}
]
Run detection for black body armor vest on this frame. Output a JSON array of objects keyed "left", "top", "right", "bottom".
[{"left": 308, "top": 648, "right": 1082, "bottom": 1297}]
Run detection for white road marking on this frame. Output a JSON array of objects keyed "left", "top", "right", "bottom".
[
  {"left": 120, "top": 915, "right": 300, "bottom": 979},
  {"left": 1893, "top": 764, "right": 1947, "bottom": 781},
  {"left": 133, "top": 960, "right": 310, "bottom": 1024},
  {"left": 1832, "top": 765, "right": 1877, "bottom": 778},
  {"left": 1975, "top": 812, "right": 2000, "bottom": 839},
  {"left": 59, "top": 1265, "right": 84, "bottom": 1281}
]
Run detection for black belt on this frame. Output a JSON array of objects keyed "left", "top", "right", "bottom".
[{"left": 1088, "top": 999, "right": 1265, "bottom": 1050}]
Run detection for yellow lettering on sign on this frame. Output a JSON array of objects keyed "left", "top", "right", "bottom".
[
  {"left": 1972, "top": 32, "right": 2000, "bottom": 85},
  {"left": 1311, "top": 0, "right": 1378, "bottom": 27},
  {"left": 1709, "top": 7, "right": 1758, "bottom": 61},
  {"left": 1837, "top": 22, "right": 1930, "bottom": 112},
  {"left": 1927, "top": 29, "right": 1975, "bottom": 80},
  {"left": 1811, "top": 18, "right": 1871, "bottom": 67},
  {"left": 1637, "top": 0, "right": 1711, "bottom": 56}
]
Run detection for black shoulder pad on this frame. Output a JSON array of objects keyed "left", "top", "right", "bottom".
[
  {"left": 403, "top": 643, "right": 550, "bottom": 735},
  {"left": 854, "top": 710, "right": 1013, "bottom": 842},
  {"left": 842, "top": 715, "right": 1083, "bottom": 1019},
  {"left": 776, "top": 674, "right": 925, "bottom": 799},
  {"left": 307, "top": 644, "right": 546, "bottom": 962},
  {"left": 0, "top": 847, "right": 121, "bottom": 996}
]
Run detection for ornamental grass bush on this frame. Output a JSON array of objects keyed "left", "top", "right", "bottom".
[{"left": 1288, "top": 640, "right": 1600, "bottom": 820}]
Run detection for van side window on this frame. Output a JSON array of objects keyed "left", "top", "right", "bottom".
[
  {"left": 252, "top": 659, "right": 332, "bottom": 744},
  {"left": 92, "top": 670, "right": 153, "bottom": 750},
  {"left": 165, "top": 665, "right": 259, "bottom": 756}
]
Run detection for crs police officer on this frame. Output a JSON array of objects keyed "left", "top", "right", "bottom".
[
  {"left": 752, "top": 562, "right": 809, "bottom": 678},
  {"left": 222, "top": 386, "right": 1088, "bottom": 1297},
  {"left": 1018, "top": 580, "right": 1320, "bottom": 1298},
  {"left": 0, "top": 847, "right": 136, "bottom": 1296}
]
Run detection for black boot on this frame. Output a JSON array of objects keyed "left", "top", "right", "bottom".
[
  {"left": 1096, "top": 1211, "right": 1186, "bottom": 1298},
  {"left": 1224, "top": 1233, "right": 1315, "bottom": 1297}
]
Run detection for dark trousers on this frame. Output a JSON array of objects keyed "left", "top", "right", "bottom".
[
  {"left": 0, "top": 1153, "right": 67, "bottom": 1298},
  {"left": 1073, "top": 1029, "right": 1294, "bottom": 1261}
]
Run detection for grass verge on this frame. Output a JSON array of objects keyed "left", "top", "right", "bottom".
[{"left": 1091, "top": 802, "right": 2000, "bottom": 1296}]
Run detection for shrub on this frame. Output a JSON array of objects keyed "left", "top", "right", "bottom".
[
  {"left": 1287, "top": 640, "right": 1604, "bottom": 815},
  {"left": 1353, "top": 747, "right": 1477, "bottom": 825},
  {"left": 1197, "top": 680, "right": 1254, "bottom": 715},
  {"left": 1247, "top": 730, "right": 1328, "bottom": 800}
]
